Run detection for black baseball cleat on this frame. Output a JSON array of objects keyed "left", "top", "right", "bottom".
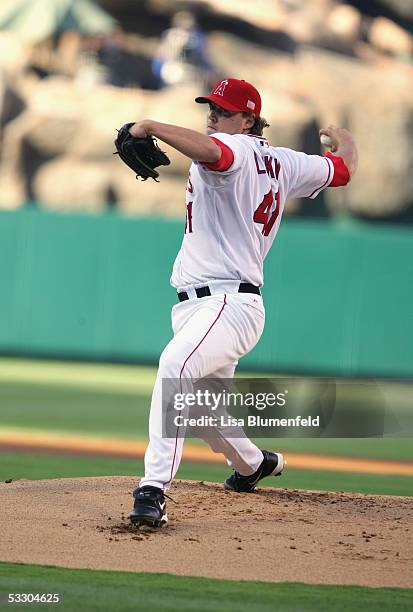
[
  {"left": 129, "top": 485, "right": 168, "bottom": 527},
  {"left": 224, "top": 451, "right": 286, "bottom": 493}
]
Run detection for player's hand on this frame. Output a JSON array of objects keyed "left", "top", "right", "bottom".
[
  {"left": 114, "top": 124, "right": 170, "bottom": 181},
  {"left": 129, "top": 121, "right": 152, "bottom": 138},
  {"left": 319, "top": 125, "right": 355, "bottom": 154},
  {"left": 320, "top": 125, "right": 358, "bottom": 177}
]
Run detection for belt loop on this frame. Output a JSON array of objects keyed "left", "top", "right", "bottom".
[
  {"left": 195, "top": 286, "right": 211, "bottom": 298},
  {"left": 238, "top": 283, "right": 261, "bottom": 295}
]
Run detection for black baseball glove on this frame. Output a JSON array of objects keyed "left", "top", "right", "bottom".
[{"left": 114, "top": 123, "right": 170, "bottom": 181}]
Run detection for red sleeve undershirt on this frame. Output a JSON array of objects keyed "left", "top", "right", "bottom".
[
  {"left": 200, "top": 137, "right": 234, "bottom": 172},
  {"left": 325, "top": 152, "right": 350, "bottom": 187}
]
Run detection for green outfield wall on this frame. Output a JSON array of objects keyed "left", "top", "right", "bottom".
[{"left": 1, "top": 208, "right": 412, "bottom": 377}]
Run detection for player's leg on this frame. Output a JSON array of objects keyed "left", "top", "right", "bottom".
[
  {"left": 138, "top": 296, "right": 237, "bottom": 492},
  {"left": 199, "top": 363, "right": 286, "bottom": 490},
  {"left": 130, "top": 297, "right": 237, "bottom": 525},
  {"left": 130, "top": 293, "right": 270, "bottom": 525},
  {"left": 140, "top": 293, "right": 265, "bottom": 488},
  {"left": 129, "top": 337, "right": 194, "bottom": 525},
  {"left": 197, "top": 362, "right": 263, "bottom": 475}
]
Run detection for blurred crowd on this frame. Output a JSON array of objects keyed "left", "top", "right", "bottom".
[
  {"left": 0, "top": 0, "right": 412, "bottom": 219},
  {"left": 4, "top": 1, "right": 412, "bottom": 89},
  {"left": 73, "top": 11, "right": 217, "bottom": 91}
]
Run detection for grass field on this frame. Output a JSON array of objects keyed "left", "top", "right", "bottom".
[
  {"left": 1, "top": 452, "right": 413, "bottom": 496},
  {"left": 1, "top": 563, "right": 412, "bottom": 612},
  {"left": 1, "top": 378, "right": 413, "bottom": 460}
]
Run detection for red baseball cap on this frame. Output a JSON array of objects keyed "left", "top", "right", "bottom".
[{"left": 195, "top": 78, "right": 262, "bottom": 116}]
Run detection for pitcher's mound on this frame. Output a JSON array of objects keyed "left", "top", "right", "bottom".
[{"left": 1, "top": 476, "right": 412, "bottom": 587}]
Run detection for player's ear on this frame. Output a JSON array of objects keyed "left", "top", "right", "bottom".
[{"left": 243, "top": 113, "right": 255, "bottom": 131}]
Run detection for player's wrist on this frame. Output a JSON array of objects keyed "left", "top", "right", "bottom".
[
  {"left": 141, "top": 120, "right": 155, "bottom": 136},
  {"left": 335, "top": 131, "right": 357, "bottom": 155}
]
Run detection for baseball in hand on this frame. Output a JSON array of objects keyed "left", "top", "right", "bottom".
[{"left": 320, "top": 134, "right": 333, "bottom": 147}]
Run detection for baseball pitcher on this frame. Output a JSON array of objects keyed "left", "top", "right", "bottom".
[{"left": 115, "top": 78, "right": 358, "bottom": 527}]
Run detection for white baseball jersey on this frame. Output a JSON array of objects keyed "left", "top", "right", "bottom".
[{"left": 170, "top": 132, "right": 337, "bottom": 289}]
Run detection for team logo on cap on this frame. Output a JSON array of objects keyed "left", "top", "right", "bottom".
[
  {"left": 213, "top": 80, "right": 228, "bottom": 96},
  {"left": 247, "top": 99, "right": 255, "bottom": 110}
]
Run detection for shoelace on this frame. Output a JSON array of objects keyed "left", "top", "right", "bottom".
[
  {"left": 136, "top": 489, "right": 177, "bottom": 503},
  {"left": 164, "top": 493, "right": 177, "bottom": 504}
]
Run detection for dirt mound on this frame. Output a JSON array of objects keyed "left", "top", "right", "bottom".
[{"left": 1, "top": 477, "right": 412, "bottom": 587}]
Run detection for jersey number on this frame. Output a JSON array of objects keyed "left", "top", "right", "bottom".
[
  {"left": 253, "top": 189, "right": 280, "bottom": 236},
  {"left": 185, "top": 202, "right": 193, "bottom": 234}
]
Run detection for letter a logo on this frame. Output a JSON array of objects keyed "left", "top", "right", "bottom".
[{"left": 213, "top": 80, "right": 228, "bottom": 97}]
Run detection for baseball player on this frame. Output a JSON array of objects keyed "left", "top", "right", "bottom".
[{"left": 127, "top": 78, "right": 358, "bottom": 527}]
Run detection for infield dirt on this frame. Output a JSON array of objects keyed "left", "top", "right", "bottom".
[{"left": 1, "top": 477, "right": 412, "bottom": 588}]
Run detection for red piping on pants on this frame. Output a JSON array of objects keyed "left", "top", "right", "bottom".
[{"left": 165, "top": 294, "right": 228, "bottom": 486}]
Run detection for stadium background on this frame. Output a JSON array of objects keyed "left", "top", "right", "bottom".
[{"left": 0, "top": 0, "right": 412, "bottom": 610}]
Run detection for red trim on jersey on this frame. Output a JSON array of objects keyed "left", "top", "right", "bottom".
[
  {"left": 201, "top": 137, "right": 234, "bottom": 172},
  {"left": 247, "top": 134, "right": 269, "bottom": 142},
  {"left": 165, "top": 294, "right": 228, "bottom": 486},
  {"left": 325, "top": 152, "right": 351, "bottom": 187},
  {"left": 309, "top": 157, "right": 332, "bottom": 198}
]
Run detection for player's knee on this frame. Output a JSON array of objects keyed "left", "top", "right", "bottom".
[
  {"left": 158, "top": 345, "right": 197, "bottom": 380},
  {"left": 158, "top": 347, "right": 182, "bottom": 379}
]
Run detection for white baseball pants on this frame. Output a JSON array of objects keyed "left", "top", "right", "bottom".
[{"left": 140, "top": 283, "right": 266, "bottom": 490}]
